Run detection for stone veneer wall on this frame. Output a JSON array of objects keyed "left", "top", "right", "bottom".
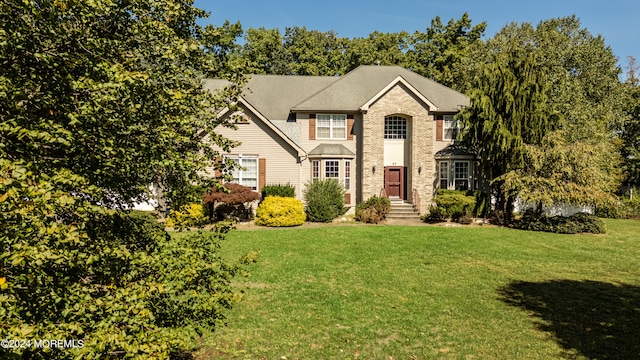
[{"left": 360, "top": 83, "right": 434, "bottom": 214}]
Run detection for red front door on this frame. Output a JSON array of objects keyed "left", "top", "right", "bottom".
[{"left": 384, "top": 166, "right": 405, "bottom": 199}]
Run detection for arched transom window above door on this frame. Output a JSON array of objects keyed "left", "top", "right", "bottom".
[{"left": 384, "top": 116, "right": 407, "bottom": 139}]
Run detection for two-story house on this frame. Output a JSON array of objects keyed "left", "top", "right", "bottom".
[{"left": 204, "top": 65, "right": 476, "bottom": 214}]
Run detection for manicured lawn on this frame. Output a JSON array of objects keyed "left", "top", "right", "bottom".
[{"left": 188, "top": 220, "right": 640, "bottom": 359}]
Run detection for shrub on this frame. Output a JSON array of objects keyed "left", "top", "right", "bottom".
[
  {"left": 203, "top": 183, "right": 261, "bottom": 221},
  {"left": 0, "top": 161, "right": 255, "bottom": 359},
  {"left": 433, "top": 193, "right": 475, "bottom": 218},
  {"left": 255, "top": 196, "right": 306, "bottom": 227},
  {"left": 261, "top": 183, "right": 296, "bottom": 199},
  {"left": 488, "top": 210, "right": 508, "bottom": 225},
  {"left": 356, "top": 195, "right": 391, "bottom": 224},
  {"left": 515, "top": 211, "right": 605, "bottom": 234},
  {"left": 453, "top": 212, "right": 473, "bottom": 224},
  {"left": 304, "top": 179, "right": 346, "bottom": 222},
  {"left": 165, "top": 203, "right": 206, "bottom": 229},
  {"left": 422, "top": 205, "right": 447, "bottom": 223}
]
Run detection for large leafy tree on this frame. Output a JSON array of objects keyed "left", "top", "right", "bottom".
[
  {"left": 343, "top": 31, "right": 410, "bottom": 72},
  {"left": 621, "top": 56, "right": 640, "bottom": 187},
  {"left": 461, "top": 17, "right": 624, "bottom": 216},
  {"left": 0, "top": 0, "right": 242, "bottom": 207},
  {"left": 0, "top": 0, "right": 251, "bottom": 358},
  {"left": 406, "top": 13, "right": 486, "bottom": 90}
]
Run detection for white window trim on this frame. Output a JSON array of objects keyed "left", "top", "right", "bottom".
[
  {"left": 384, "top": 116, "right": 407, "bottom": 140},
  {"left": 324, "top": 159, "right": 340, "bottom": 178},
  {"left": 439, "top": 161, "right": 449, "bottom": 189},
  {"left": 310, "top": 159, "right": 354, "bottom": 187},
  {"left": 316, "top": 114, "right": 347, "bottom": 140},
  {"left": 312, "top": 160, "right": 320, "bottom": 181},
  {"left": 344, "top": 160, "right": 351, "bottom": 190},
  {"left": 443, "top": 115, "right": 460, "bottom": 141},
  {"left": 228, "top": 155, "right": 258, "bottom": 190},
  {"left": 453, "top": 161, "right": 470, "bottom": 191}
]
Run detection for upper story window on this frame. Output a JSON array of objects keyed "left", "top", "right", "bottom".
[
  {"left": 443, "top": 115, "right": 460, "bottom": 140},
  {"left": 317, "top": 114, "right": 347, "bottom": 139},
  {"left": 384, "top": 116, "right": 407, "bottom": 139}
]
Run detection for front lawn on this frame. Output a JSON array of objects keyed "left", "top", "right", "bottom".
[{"left": 189, "top": 219, "right": 640, "bottom": 359}]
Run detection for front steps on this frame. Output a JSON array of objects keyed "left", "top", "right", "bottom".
[{"left": 387, "top": 199, "right": 420, "bottom": 220}]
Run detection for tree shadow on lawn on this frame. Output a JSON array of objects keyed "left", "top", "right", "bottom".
[{"left": 498, "top": 280, "right": 640, "bottom": 359}]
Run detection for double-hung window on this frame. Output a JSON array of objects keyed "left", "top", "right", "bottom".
[
  {"left": 344, "top": 160, "right": 351, "bottom": 190},
  {"left": 443, "top": 115, "right": 460, "bottom": 140},
  {"left": 454, "top": 161, "right": 469, "bottom": 191},
  {"left": 229, "top": 156, "right": 258, "bottom": 190},
  {"left": 312, "top": 160, "right": 320, "bottom": 181},
  {"left": 317, "top": 114, "right": 347, "bottom": 139},
  {"left": 439, "top": 161, "right": 449, "bottom": 189}
]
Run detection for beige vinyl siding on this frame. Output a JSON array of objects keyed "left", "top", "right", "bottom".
[
  {"left": 205, "top": 106, "right": 302, "bottom": 198},
  {"left": 298, "top": 112, "right": 358, "bottom": 207}
]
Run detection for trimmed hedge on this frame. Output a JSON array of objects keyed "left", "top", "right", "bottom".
[
  {"left": 261, "top": 183, "right": 296, "bottom": 199},
  {"left": 255, "top": 196, "right": 306, "bottom": 227},
  {"left": 355, "top": 195, "right": 391, "bottom": 224},
  {"left": 515, "top": 211, "right": 606, "bottom": 234}
]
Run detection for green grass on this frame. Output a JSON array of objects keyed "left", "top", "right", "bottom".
[{"left": 188, "top": 220, "right": 640, "bottom": 359}]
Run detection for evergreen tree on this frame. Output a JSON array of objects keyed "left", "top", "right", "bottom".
[{"left": 460, "top": 44, "right": 557, "bottom": 217}]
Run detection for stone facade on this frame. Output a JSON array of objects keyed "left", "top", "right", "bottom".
[{"left": 359, "top": 83, "right": 435, "bottom": 213}]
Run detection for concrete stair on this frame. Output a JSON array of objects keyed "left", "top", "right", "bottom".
[{"left": 386, "top": 199, "right": 420, "bottom": 219}]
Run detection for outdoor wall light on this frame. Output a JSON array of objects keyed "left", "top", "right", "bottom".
[
  {"left": 372, "top": 161, "right": 377, "bottom": 173},
  {"left": 419, "top": 162, "right": 423, "bottom": 174}
]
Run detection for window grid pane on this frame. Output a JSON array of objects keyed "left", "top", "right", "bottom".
[
  {"left": 312, "top": 160, "right": 320, "bottom": 180},
  {"left": 316, "top": 114, "right": 347, "bottom": 140},
  {"left": 325, "top": 160, "right": 340, "bottom": 178},
  {"left": 454, "top": 161, "right": 469, "bottom": 191},
  {"left": 344, "top": 160, "right": 351, "bottom": 190},
  {"left": 229, "top": 157, "right": 258, "bottom": 190},
  {"left": 443, "top": 115, "right": 459, "bottom": 140},
  {"left": 439, "top": 161, "right": 448, "bottom": 189},
  {"left": 384, "top": 116, "right": 407, "bottom": 139}
]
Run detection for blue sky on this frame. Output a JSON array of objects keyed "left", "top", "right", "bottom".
[{"left": 194, "top": 0, "right": 639, "bottom": 73}]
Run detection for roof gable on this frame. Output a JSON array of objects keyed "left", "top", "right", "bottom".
[{"left": 291, "top": 66, "right": 469, "bottom": 112}]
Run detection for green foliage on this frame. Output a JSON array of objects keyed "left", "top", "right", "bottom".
[
  {"left": 515, "top": 211, "right": 606, "bottom": 234},
  {"left": 433, "top": 192, "right": 476, "bottom": 218},
  {"left": 237, "top": 13, "right": 485, "bottom": 81},
  {"left": 407, "top": 12, "right": 487, "bottom": 89},
  {"left": 622, "top": 57, "right": 640, "bottom": 187},
  {"left": 254, "top": 196, "right": 306, "bottom": 227},
  {"left": 422, "top": 205, "right": 447, "bottom": 223},
  {"left": 0, "top": 0, "right": 253, "bottom": 357},
  {"left": 0, "top": 160, "right": 256, "bottom": 358},
  {"left": 304, "top": 179, "right": 346, "bottom": 223},
  {"left": 355, "top": 195, "right": 391, "bottom": 224},
  {"left": 165, "top": 203, "right": 207, "bottom": 229},
  {"left": 501, "top": 131, "right": 623, "bottom": 209},
  {"left": 261, "top": 183, "right": 296, "bottom": 199},
  {"left": 0, "top": 0, "right": 245, "bottom": 207},
  {"left": 594, "top": 191, "right": 640, "bottom": 219}
]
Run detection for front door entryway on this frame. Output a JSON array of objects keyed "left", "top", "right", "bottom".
[{"left": 384, "top": 166, "right": 406, "bottom": 200}]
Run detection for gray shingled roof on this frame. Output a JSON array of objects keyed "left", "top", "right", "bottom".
[
  {"left": 203, "top": 66, "right": 469, "bottom": 121},
  {"left": 308, "top": 144, "right": 355, "bottom": 158},
  {"left": 292, "top": 66, "right": 469, "bottom": 112},
  {"left": 435, "top": 143, "right": 476, "bottom": 158}
]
